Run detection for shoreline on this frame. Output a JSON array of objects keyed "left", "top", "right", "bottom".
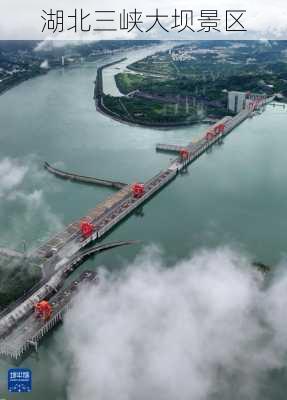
[
  {"left": 0, "top": 70, "right": 48, "bottom": 96},
  {"left": 95, "top": 58, "right": 213, "bottom": 130},
  {"left": 96, "top": 99, "right": 214, "bottom": 131}
]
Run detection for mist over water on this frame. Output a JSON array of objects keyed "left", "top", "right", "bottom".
[
  {"left": 64, "top": 246, "right": 287, "bottom": 400},
  {"left": 0, "top": 156, "right": 63, "bottom": 250},
  {"left": 0, "top": 47, "right": 287, "bottom": 399}
]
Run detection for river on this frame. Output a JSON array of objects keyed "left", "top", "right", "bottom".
[{"left": 0, "top": 45, "right": 287, "bottom": 399}]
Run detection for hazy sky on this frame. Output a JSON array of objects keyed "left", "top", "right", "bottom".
[{"left": 0, "top": 0, "right": 287, "bottom": 40}]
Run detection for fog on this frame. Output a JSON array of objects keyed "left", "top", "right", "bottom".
[
  {"left": 64, "top": 245, "right": 287, "bottom": 400},
  {"left": 0, "top": 157, "right": 28, "bottom": 198},
  {"left": 0, "top": 157, "right": 63, "bottom": 251}
]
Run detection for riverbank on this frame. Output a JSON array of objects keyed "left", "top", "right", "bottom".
[
  {"left": 95, "top": 59, "right": 207, "bottom": 129},
  {"left": 0, "top": 69, "right": 48, "bottom": 96},
  {"left": 0, "top": 51, "right": 287, "bottom": 398}
]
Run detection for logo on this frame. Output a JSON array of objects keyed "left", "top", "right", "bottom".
[{"left": 8, "top": 368, "right": 32, "bottom": 393}]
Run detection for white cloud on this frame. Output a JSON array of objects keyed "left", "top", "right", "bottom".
[
  {"left": 0, "top": 157, "right": 63, "bottom": 251},
  {"left": 0, "top": 158, "right": 28, "bottom": 197},
  {"left": 63, "top": 246, "right": 287, "bottom": 400}
]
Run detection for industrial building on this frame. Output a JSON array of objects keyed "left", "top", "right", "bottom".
[{"left": 228, "top": 91, "right": 247, "bottom": 113}]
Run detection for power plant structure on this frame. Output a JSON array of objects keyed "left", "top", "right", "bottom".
[{"left": 0, "top": 94, "right": 273, "bottom": 359}]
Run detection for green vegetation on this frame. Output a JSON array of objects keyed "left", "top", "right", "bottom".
[
  {"left": 128, "top": 51, "right": 178, "bottom": 76},
  {"left": 103, "top": 94, "right": 199, "bottom": 125},
  {"left": 97, "top": 41, "right": 287, "bottom": 127},
  {"left": 116, "top": 71, "right": 228, "bottom": 100},
  {"left": 127, "top": 42, "right": 287, "bottom": 98},
  {"left": 0, "top": 68, "right": 46, "bottom": 95},
  {"left": 115, "top": 73, "right": 147, "bottom": 94}
]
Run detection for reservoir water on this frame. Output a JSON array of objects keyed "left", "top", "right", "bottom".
[{"left": 0, "top": 46, "right": 287, "bottom": 399}]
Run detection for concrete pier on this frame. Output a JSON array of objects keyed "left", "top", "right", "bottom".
[
  {"left": 0, "top": 95, "right": 274, "bottom": 360},
  {"left": 155, "top": 144, "right": 185, "bottom": 154},
  {"left": 0, "top": 271, "right": 98, "bottom": 360},
  {"left": 0, "top": 240, "right": 139, "bottom": 342},
  {"left": 44, "top": 162, "right": 127, "bottom": 190}
]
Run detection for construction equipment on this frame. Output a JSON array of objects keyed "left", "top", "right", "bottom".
[
  {"left": 35, "top": 301, "right": 52, "bottom": 321},
  {"left": 206, "top": 123, "right": 225, "bottom": 140},
  {"left": 131, "top": 183, "right": 145, "bottom": 198},
  {"left": 180, "top": 148, "right": 189, "bottom": 160},
  {"left": 80, "top": 220, "right": 94, "bottom": 238}
]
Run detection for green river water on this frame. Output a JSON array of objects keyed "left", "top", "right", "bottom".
[{"left": 0, "top": 46, "right": 287, "bottom": 399}]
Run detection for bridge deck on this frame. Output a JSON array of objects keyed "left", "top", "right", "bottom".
[
  {"left": 0, "top": 271, "right": 98, "bottom": 359},
  {"left": 33, "top": 185, "right": 131, "bottom": 261},
  {"left": 28, "top": 102, "right": 274, "bottom": 264},
  {"left": 0, "top": 96, "right": 274, "bottom": 359}
]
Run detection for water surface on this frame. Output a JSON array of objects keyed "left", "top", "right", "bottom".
[{"left": 0, "top": 48, "right": 286, "bottom": 399}]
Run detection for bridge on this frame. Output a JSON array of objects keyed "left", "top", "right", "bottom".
[
  {"left": 0, "top": 240, "right": 139, "bottom": 335},
  {"left": 0, "top": 271, "right": 99, "bottom": 359},
  {"left": 0, "top": 240, "right": 139, "bottom": 358},
  {"left": 0, "top": 95, "right": 274, "bottom": 358}
]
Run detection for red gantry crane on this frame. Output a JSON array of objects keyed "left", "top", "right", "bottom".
[
  {"left": 205, "top": 123, "right": 225, "bottom": 141},
  {"left": 131, "top": 183, "right": 145, "bottom": 198},
  {"left": 80, "top": 219, "right": 94, "bottom": 238},
  {"left": 35, "top": 300, "right": 52, "bottom": 321},
  {"left": 179, "top": 148, "right": 189, "bottom": 161}
]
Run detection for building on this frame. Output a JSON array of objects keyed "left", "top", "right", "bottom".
[{"left": 228, "top": 91, "right": 246, "bottom": 113}]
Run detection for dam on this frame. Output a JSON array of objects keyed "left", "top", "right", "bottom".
[{"left": 0, "top": 94, "right": 273, "bottom": 359}]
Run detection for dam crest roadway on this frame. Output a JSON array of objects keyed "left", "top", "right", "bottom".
[{"left": 0, "top": 93, "right": 274, "bottom": 359}]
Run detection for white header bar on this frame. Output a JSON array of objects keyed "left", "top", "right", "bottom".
[{"left": 0, "top": 0, "right": 286, "bottom": 40}]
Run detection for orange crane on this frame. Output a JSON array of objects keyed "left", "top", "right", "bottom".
[
  {"left": 80, "top": 219, "right": 94, "bottom": 238},
  {"left": 131, "top": 183, "right": 145, "bottom": 198},
  {"left": 35, "top": 300, "right": 52, "bottom": 321},
  {"left": 179, "top": 148, "right": 189, "bottom": 161}
]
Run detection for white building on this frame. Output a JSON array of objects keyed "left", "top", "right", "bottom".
[{"left": 228, "top": 91, "right": 246, "bottom": 113}]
